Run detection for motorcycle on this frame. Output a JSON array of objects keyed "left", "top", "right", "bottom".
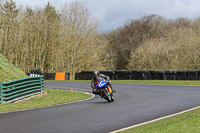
[{"left": 94, "top": 78, "right": 114, "bottom": 102}]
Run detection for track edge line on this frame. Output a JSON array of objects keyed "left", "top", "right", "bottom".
[
  {"left": 110, "top": 106, "right": 200, "bottom": 133},
  {"left": 0, "top": 91, "right": 95, "bottom": 115}
]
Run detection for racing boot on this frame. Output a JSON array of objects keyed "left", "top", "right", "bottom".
[
  {"left": 109, "top": 84, "right": 116, "bottom": 93},
  {"left": 92, "top": 88, "right": 98, "bottom": 94},
  {"left": 111, "top": 87, "right": 116, "bottom": 93},
  {"left": 107, "top": 81, "right": 116, "bottom": 93}
]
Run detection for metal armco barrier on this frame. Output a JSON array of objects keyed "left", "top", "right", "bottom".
[{"left": 0, "top": 76, "right": 44, "bottom": 104}]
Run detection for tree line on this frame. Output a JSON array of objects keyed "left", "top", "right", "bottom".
[
  {"left": 0, "top": 0, "right": 114, "bottom": 79},
  {"left": 107, "top": 15, "right": 200, "bottom": 71},
  {"left": 0, "top": 0, "right": 200, "bottom": 79}
]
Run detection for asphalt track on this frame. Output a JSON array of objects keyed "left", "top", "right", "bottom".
[{"left": 1, "top": 82, "right": 200, "bottom": 133}]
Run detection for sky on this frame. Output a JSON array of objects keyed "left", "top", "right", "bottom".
[{"left": 11, "top": 0, "right": 200, "bottom": 32}]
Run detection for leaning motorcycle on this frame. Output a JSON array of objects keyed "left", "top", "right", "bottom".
[{"left": 94, "top": 78, "right": 114, "bottom": 102}]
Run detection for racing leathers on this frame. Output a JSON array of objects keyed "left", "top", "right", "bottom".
[{"left": 91, "top": 74, "right": 114, "bottom": 94}]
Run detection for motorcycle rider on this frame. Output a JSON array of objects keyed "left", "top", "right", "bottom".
[{"left": 91, "top": 71, "right": 115, "bottom": 94}]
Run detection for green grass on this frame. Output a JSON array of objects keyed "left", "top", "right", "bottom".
[
  {"left": 0, "top": 88, "right": 92, "bottom": 113},
  {"left": 0, "top": 54, "right": 27, "bottom": 82},
  {"left": 119, "top": 107, "right": 200, "bottom": 133},
  {"left": 45, "top": 80, "right": 91, "bottom": 83},
  {"left": 111, "top": 80, "right": 200, "bottom": 86},
  {"left": 45, "top": 80, "right": 200, "bottom": 86}
]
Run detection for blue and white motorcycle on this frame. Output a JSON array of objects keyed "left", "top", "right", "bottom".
[{"left": 95, "top": 78, "right": 114, "bottom": 102}]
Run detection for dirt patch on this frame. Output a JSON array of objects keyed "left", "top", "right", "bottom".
[{"left": 13, "top": 92, "right": 47, "bottom": 103}]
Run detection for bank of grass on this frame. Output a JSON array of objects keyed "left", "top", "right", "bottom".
[
  {"left": 0, "top": 54, "right": 27, "bottom": 82},
  {"left": 0, "top": 88, "right": 92, "bottom": 113},
  {"left": 118, "top": 107, "right": 200, "bottom": 133}
]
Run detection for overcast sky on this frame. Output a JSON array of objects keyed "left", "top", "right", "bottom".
[{"left": 12, "top": 0, "right": 200, "bottom": 31}]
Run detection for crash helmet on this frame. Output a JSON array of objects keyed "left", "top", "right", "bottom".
[{"left": 93, "top": 71, "right": 100, "bottom": 78}]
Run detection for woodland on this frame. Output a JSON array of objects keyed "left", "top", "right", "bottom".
[{"left": 1, "top": 0, "right": 200, "bottom": 79}]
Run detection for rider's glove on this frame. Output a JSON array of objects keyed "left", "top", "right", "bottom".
[{"left": 91, "top": 84, "right": 94, "bottom": 88}]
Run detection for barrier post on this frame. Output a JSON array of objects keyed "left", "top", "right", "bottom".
[
  {"left": 40, "top": 76, "right": 44, "bottom": 93},
  {"left": 1, "top": 83, "right": 5, "bottom": 104}
]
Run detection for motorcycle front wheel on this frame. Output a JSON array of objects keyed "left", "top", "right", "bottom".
[{"left": 102, "top": 89, "right": 112, "bottom": 102}]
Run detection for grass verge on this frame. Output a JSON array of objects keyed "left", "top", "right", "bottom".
[
  {"left": 118, "top": 107, "right": 200, "bottom": 133},
  {"left": 0, "top": 88, "right": 92, "bottom": 113},
  {"left": 111, "top": 80, "right": 200, "bottom": 86},
  {"left": 45, "top": 80, "right": 200, "bottom": 86}
]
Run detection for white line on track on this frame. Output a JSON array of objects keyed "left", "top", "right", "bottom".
[{"left": 110, "top": 106, "right": 200, "bottom": 133}]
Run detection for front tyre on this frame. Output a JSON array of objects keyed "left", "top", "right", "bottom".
[
  {"left": 102, "top": 89, "right": 112, "bottom": 102},
  {"left": 111, "top": 95, "right": 114, "bottom": 102}
]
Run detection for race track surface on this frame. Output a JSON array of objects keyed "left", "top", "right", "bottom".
[{"left": 0, "top": 82, "right": 200, "bottom": 133}]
